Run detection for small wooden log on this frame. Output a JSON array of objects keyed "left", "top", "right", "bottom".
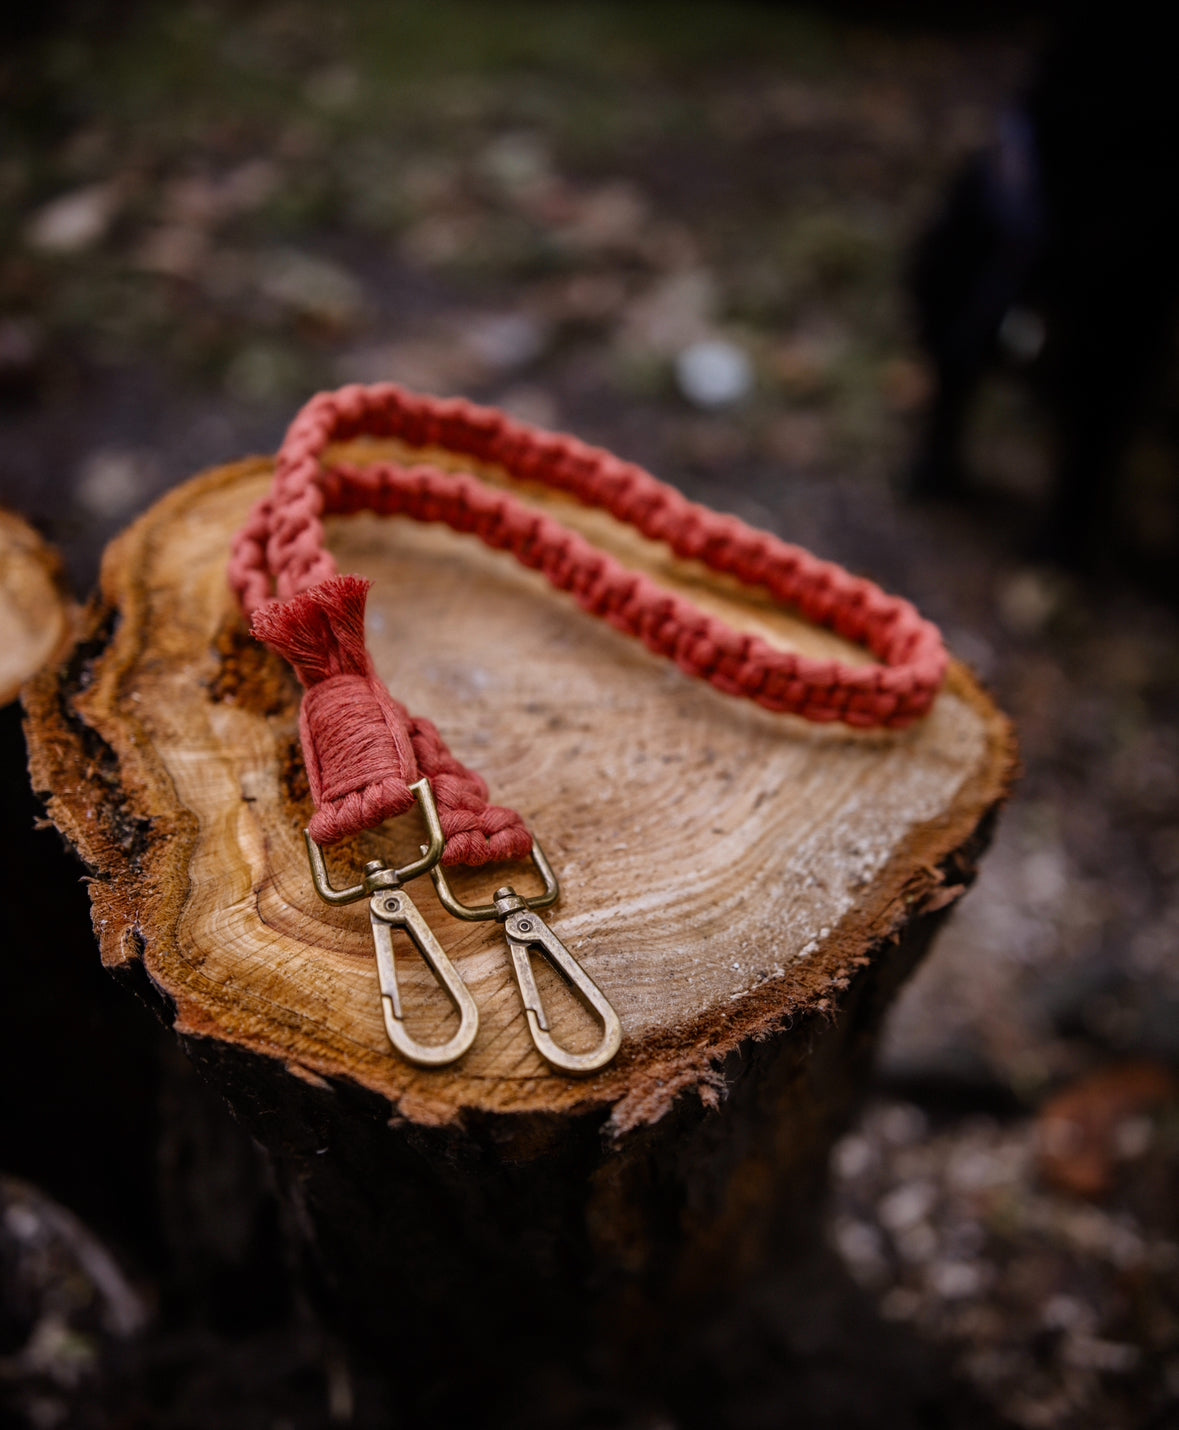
[
  {"left": 25, "top": 444, "right": 1015, "bottom": 1419},
  {"left": 0, "top": 507, "right": 71, "bottom": 707}
]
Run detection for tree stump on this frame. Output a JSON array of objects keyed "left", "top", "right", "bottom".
[
  {"left": 0, "top": 506, "right": 71, "bottom": 707},
  {"left": 24, "top": 444, "right": 1015, "bottom": 1423}
]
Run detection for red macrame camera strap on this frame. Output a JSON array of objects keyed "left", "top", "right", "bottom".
[{"left": 229, "top": 383, "right": 947, "bottom": 867}]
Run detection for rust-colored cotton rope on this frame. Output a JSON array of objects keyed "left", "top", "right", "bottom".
[{"left": 229, "top": 383, "right": 947, "bottom": 865}]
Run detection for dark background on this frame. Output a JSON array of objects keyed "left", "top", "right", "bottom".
[{"left": 2, "top": 3, "right": 1178, "bottom": 1426}]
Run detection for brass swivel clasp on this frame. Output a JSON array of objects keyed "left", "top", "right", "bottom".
[
  {"left": 429, "top": 843, "right": 622, "bottom": 1077},
  {"left": 305, "top": 778, "right": 479, "bottom": 1068}
]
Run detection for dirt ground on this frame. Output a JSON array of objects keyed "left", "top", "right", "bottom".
[{"left": 2, "top": 4, "right": 1178, "bottom": 1427}]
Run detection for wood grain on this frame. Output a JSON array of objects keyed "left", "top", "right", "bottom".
[{"left": 0, "top": 508, "right": 70, "bottom": 707}]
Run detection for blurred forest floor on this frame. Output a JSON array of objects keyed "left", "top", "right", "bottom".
[{"left": 2, "top": 3, "right": 1179, "bottom": 1428}]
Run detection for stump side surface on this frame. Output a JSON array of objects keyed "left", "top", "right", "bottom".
[{"left": 26, "top": 453, "right": 1015, "bottom": 1122}]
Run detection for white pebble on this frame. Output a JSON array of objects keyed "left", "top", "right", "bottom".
[
  {"left": 928, "top": 1259, "right": 983, "bottom": 1299},
  {"left": 878, "top": 1179, "right": 937, "bottom": 1232},
  {"left": 25, "top": 182, "right": 120, "bottom": 253},
  {"left": 675, "top": 339, "right": 754, "bottom": 409}
]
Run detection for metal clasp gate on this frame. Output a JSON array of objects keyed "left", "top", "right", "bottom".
[{"left": 430, "top": 843, "right": 622, "bottom": 1076}]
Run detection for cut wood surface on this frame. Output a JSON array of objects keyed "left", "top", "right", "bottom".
[
  {"left": 0, "top": 507, "right": 71, "bottom": 708},
  {"left": 26, "top": 441, "right": 1014, "bottom": 1129}
]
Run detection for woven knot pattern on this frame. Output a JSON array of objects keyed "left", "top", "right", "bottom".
[{"left": 249, "top": 572, "right": 530, "bottom": 864}]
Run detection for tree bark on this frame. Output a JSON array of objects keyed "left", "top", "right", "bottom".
[{"left": 24, "top": 445, "right": 1016, "bottom": 1424}]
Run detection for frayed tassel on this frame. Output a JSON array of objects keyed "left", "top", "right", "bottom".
[
  {"left": 251, "top": 573, "right": 531, "bottom": 859},
  {"left": 251, "top": 574, "right": 374, "bottom": 685}
]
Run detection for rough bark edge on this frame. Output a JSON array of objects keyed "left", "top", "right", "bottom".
[{"left": 23, "top": 456, "right": 1019, "bottom": 1132}]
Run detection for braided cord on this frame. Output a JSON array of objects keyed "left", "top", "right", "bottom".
[{"left": 230, "top": 383, "right": 947, "bottom": 860}]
